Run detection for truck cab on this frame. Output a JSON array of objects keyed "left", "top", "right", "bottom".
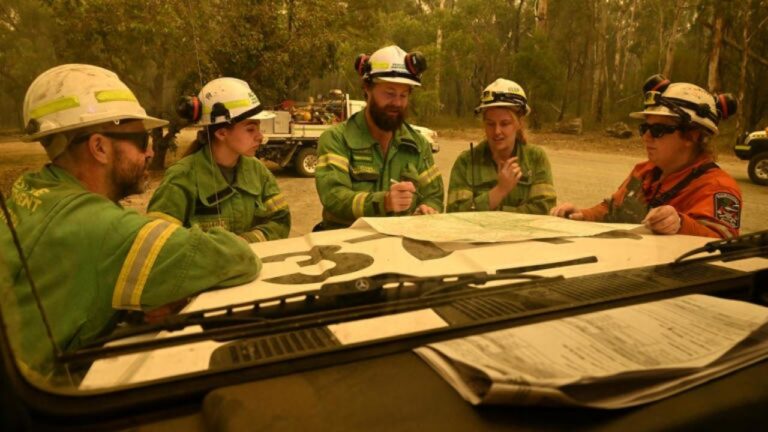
[
  {"left": 258, "top": 92, "right": 439, "bottom": 177},
  {"left": 734, "top": 128, "right": 768, "bottom": 185}
]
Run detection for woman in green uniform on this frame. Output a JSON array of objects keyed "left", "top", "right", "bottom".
[
  {"left": 446, "top": 78, "right": 556, "bottom": 214},
  {"left": 148, "top": 78, "right": 290, "bottom": 242}
]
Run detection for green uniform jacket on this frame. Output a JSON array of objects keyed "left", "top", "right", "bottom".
[
  {"left": 147, "top": 149, "right": 290, "bottom": 242},
  {"left": 447, "top": 140, "right": 556, "bottom": 214},
  {"left": 315, "top": 112, "right": 444, "bottom": 229},
  {"left": 0, "top": 166, "right": 260, "bottom": 377}
]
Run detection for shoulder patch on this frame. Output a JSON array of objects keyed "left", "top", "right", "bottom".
[{"left": 714, "top": 192, "right": 740, "bottom": 229}]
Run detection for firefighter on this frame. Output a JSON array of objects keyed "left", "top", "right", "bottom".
[
  {"left": 148, "top": 78, "right": 290, "bottom": 242},
  {"left": 447, "top": 78, "right": 556, "bottom": 213},
  {"left": 550, "top": 75, "right": 742, "bottom": 239},
  {"left": 314, "top": 45, "right": 444, "bottom": 230},
  {"left": 0, "top": 65, "right": 260, "bottom": 378}
]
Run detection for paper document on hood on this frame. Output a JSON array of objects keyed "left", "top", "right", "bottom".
[{"left": 414, "top": 295, "right": 768, "bottom": 408}]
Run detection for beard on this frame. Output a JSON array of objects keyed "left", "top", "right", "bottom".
[
  {"left": 368, "top": 98, "right": 407, "bottom": 132},
  {"left": 112, "top": 149, "right": 148, "bottom": 200}
]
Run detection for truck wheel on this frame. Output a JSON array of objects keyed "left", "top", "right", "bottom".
[
  {"left": 295, "top": 147, "right": 318, "bottom": 177},
  {"left": 748, "top": 152, "right": 768, "bottom": 186}
]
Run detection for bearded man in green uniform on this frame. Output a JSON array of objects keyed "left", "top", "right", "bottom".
[
  {"left": 314, "top": 45, "right": 444, "bottom": 230},
  {"left": 0, "top": 65, "right": 260, "bottom": 380}
]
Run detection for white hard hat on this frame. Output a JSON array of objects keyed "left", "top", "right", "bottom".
[
  {"left": 475, "top": 78, "right": 531, "bottom": 115},
  {"left": 194, "top": 77, "right": 274, "bottom": 126},
  {"left": 23, "top": 64, "right": 168, "bottom": 150},
  {"left": 629, "top": 75, "right": 737, "bottom": 135},
  {"left": 355, "top": 45, "right": 426, "bottom": 87}
]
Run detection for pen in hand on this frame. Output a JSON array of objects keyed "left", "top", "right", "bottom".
[{"left": 390, "top": 178, "right": 422, "bottom": 198}]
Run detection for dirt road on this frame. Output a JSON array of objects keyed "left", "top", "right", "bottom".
[{"left": 2, "top": 130, "right": 765, "bottom": 236}]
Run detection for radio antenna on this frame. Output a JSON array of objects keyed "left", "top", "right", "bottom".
[{"left": 469, "top": 142, "right": 477, "bottom": 210}]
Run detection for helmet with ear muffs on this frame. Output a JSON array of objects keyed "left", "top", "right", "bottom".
[
  {"left": 355, "top": 45, "right": 427, "bottom": 87},
  {"left": 176, "top": 95, "right": 202, "bottom": 123},
  {"left": 177, "top": 77, "right": 275, "bottom": 127},
  {"left": 630, "top": 74, "right": 737, "bottom": 135},
  {"left": 354, "top": 54, "right": 371, "bottom": 77}
]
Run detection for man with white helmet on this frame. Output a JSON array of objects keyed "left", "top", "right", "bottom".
[
  {"left": 447, "top": 78, "right": 556, "bottom": 214},
  {"left": 148, "top": 77, "right": 290, "bottom": 242},
  {"left": 0, "top": 65, "right": 260, "bottom": 379},
  {"left": 551, "top": 75, "right": 742, "bottom": 239},
  {"left": 314, "top": 45, "right": 444, "bottom": 230}
]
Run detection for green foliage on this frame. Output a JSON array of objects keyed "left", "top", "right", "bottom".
[{"left": 1, "top": 0, "right": 768, "bottom": 139}]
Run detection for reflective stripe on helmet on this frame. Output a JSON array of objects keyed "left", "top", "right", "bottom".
[
  {"left": 95, "top": 89, "right": 138, "bottom": 103},
  {"left": 29, "top": 96, "right": 80, "bottom": 119},
  {"left": 202, "top": 98, "right": 255, "bottom": 114}
]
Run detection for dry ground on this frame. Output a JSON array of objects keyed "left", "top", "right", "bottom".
[{"left": 2, "top": 128, "right": 766, "bottom": 236}]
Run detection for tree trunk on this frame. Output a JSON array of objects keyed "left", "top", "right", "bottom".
[
  {"left": 619, "top": 0, "right": 638, "bottom": 92},
  {"left": 591, "top": 0, "right": 607, "bottom": 124},
  {"left": 536, "top": 0, "right": 548, "bottom": 35},
  {"left": 435, "top": 0, "right": 445, "bottom": 113},
  {"left": 736, "top": 3, "right": 752, "bottom": 139},
  {"left": 513, "top": 0, "right": 526, "bottom": 54},
  {"left": 148, "top": 69, "right": 170, "bottom": 171},
  {"left": 707, "top": 5, "right": 724, "bottom": 92},
  {"left": 662, "top": 0, "right": 686, "bottom": 78}
]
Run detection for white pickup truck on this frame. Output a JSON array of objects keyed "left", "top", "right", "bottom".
[{"left": 258, "top": 93, "right": 439, "bottom": 177}]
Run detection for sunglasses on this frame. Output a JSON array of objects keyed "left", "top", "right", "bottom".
[
  {"left": 72, "top": 131, "right": 151, "bottom": 152},
  {"left": 638, "top": 123, "right": 682, "bottom": 139},
  {"left": 100, "top": 132, "right": 151, "bottom": 151}
]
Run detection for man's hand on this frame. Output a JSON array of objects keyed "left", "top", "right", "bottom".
[
  {"left": 642, "top": 205, "right": 681, "bottom": 235},
  {"left": 550, "top": 202, "right": 584, "bottom": 220},
  {"left": 413, "top": 204, "right": 438, "bottom": 215},
  {"left": 143, "top": 298, "right": 190, "bottom": 324},
  {"left": 385, "top": 181, "right": 416, "bottom": 213}
]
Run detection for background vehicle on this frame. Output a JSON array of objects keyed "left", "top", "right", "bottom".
[
  {"left": 258, "top": 91, "right": 440, "bottom": 177},
  {"left": 734, "top": 128, "right": 768, "bottom": 185}
]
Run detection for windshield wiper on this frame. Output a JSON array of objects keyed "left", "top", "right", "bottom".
[
  {"left": 65, "top": 256, "right": 597, "bottom": 363},
  {"left": 673, "top": 230, "right": 768, "bottom": 265}
]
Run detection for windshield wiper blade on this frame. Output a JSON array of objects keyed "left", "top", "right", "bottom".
[
  {"left": 673, "top": 230, "right": 768, "bottom": 265},
  {"left": 68, "top": 256, "right": 598, "bottom": 362}
]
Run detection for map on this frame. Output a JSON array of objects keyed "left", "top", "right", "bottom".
[{"left": 352, "top": 212, "right": 641, "bottom": 243}]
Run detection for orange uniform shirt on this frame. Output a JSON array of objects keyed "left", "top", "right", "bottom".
[{"left": 580, "top": 156, "right": 742, "bottom": 239}]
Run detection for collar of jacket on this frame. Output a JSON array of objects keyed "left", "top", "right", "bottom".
[
  {"left": 191, "top": 149, "right": 263, "bottom": 206},
  {"left": 342, "top": 111, "right": 420, "bottom": 153}
]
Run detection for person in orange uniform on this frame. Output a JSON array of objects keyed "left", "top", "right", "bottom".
[{"left": 551, "top": 75, "right": 741, "bottom": 239}]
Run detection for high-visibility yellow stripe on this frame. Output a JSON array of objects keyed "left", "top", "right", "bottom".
[
  {"left": 146, "top": 211, "right": 182, "bottom": 225},
  {"left": 697, "top": 219, "right": 733, "bottom": 239},
  {"left": 95, "top": 89, "right": 138, "bottom": 103},
  {"left": 734, "top": 145, "right": 750, "bottom": 151},
  {"left": 29, "top": 96, "right": 80, "bottom": 119},
  {"left": 244, "top": 229, "right": 267, "bottom": 242},
  {"left": 113, "top": 220, "right": 179, "bottom": 310},
  {"left": 418, "top": 165, "right": 441, "bottom": 186},
  {"left": 202, "top": 98, "right": 253, "bottom": 113},
  {"left": 352, "top": 192, "right": 368, "bottom": 218},
  {"left": 265, "top": 194, "right": 288, "bottom": 212},
  {"left": 129, "top": 223, "right": 177, "bottom": 307},
  {"left": 530, "top": 183, "right": 557, "bottom": 197},
  {"left": 447, "top": 189, "right": 473, "bottom": 204},
  {"left": 317, "top": 154, "right": 350, "bottom": 172}
]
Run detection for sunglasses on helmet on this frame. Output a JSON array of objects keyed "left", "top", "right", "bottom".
[
  {"left": 638, "top": 122, "right": 683, "bottom": 139},
  {"left": 480, "top": 91, "right": 526, "bottom": 106}
]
